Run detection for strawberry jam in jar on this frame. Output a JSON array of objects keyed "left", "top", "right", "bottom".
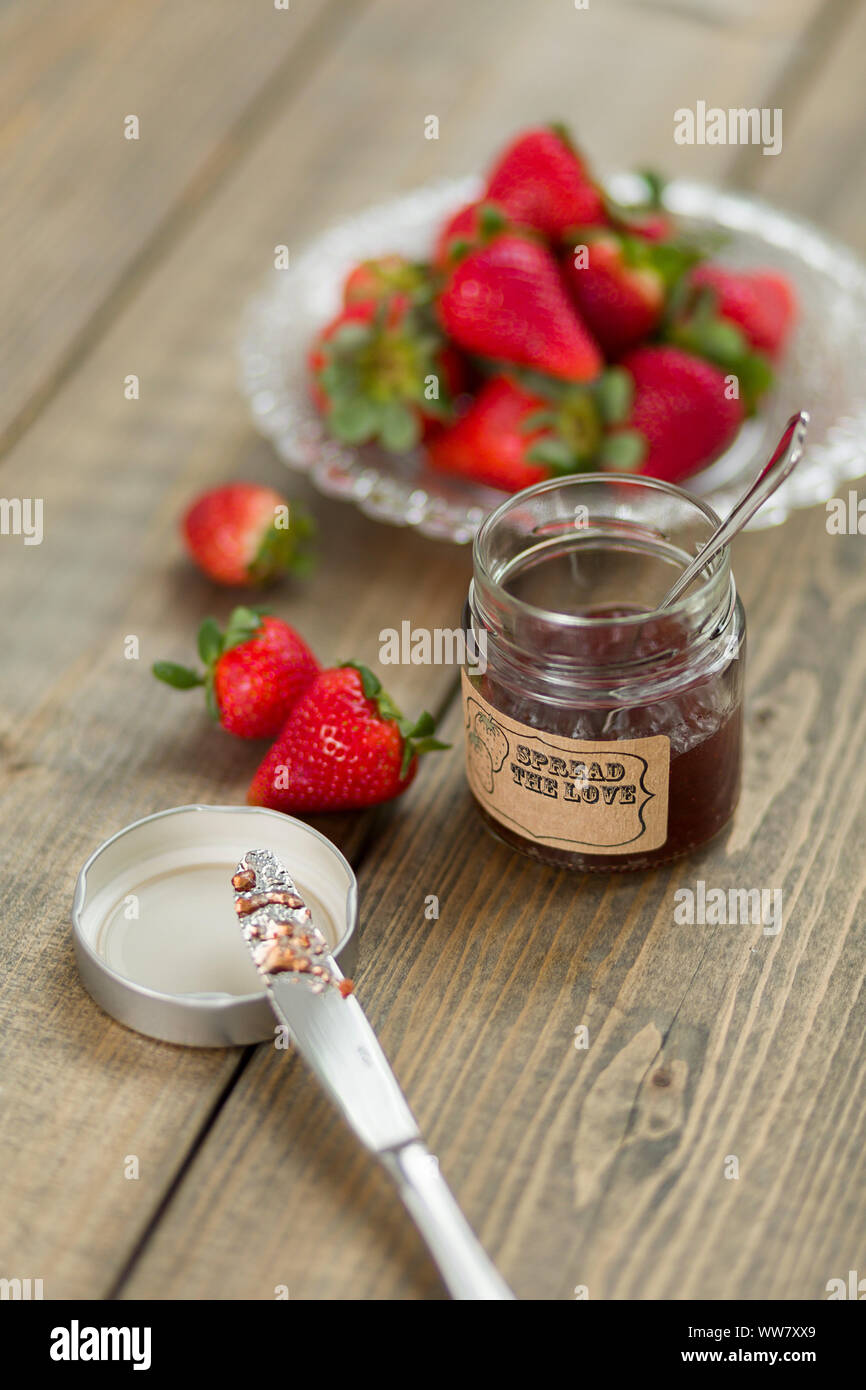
[{"left": 462, "top": 475, "right": 745, "bottom": 870}]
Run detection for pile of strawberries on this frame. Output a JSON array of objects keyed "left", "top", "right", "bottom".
[{"left": 308, "top": 124, "right": 797, "bottom": 491}]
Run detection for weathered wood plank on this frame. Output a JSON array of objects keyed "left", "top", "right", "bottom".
[
  {"left": 0, "top": 0, "right": 351, "bottom": 451},
  {"left": 743, "top": 0, "right": 866, "bottom": 252}
]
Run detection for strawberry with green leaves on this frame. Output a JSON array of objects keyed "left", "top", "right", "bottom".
[
  {"left": 428, "top": 369, "right": 633, "bottom": 492},
  {"left": 434, "top": 161, "right": 605, "bottom": 385},
  {"left": 663, "top": 266, "right": 792, "bottom": 411},
  {"left": 342, "top": 254, "right": 434, "bottom": 307},
  {"left": 308, "top": 295, "right": 464, "bottom": 453},
  {"left": 562, "top": 229, "right": 699, "bottom": 359},
  {"left": 182, "top": 483, "right": 315, "bottom": 588},
  {"left": 485, "top": 124, "right": 607, "bottom": 239},
  {"left": 248, "top": 662, "right": 447, "bottom": 813},
  {"left": 433, "top": 200, "right": 530, "bottom": 270},
  {"left": 437, "top": 232, "right": 603, "bottom": 382},
  {"left": 609, "top": 345, "right": 745, "bottom": 483},
  {"left": 153, "top": 608, "right": 320, "bottom": 740},
  {"left": 688, "top": 265, "right": 797, "bottom": 359}
]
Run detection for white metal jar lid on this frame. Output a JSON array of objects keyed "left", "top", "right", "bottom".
[{"left": 71, "top": 804, "right": 359, "bottom": 1047}]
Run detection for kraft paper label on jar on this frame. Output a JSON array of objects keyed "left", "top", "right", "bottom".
[{"left": 461, "top": 672, "right": 670, "bottom": 854}]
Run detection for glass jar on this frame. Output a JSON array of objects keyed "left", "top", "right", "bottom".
[{"left": 462, "top": 475, "right": 745, "bottom": 871}]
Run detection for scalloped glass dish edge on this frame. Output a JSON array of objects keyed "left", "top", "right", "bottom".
[{"left": 239, "top": 175, "right": 866, "bottom": 543}]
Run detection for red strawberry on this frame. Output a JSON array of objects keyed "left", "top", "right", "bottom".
[
  {"left": 433, "top": 200, "right": 530, "bottom": 270},
  {"left": 308, "top": 299, "right": 377, "bottom": 414},
  {"left": 612, "top": 346, "right": 744, "bottom": 483},
  {"left": 437, "top": 234, "right": 602, "bottom": 381},
  {"left": 429, "top": 377, "right": 554, "bottom": 492},
  {"left": 562, "top": 229, "right": 699, "bottom": 358},
  {"left": 153, "top": 608, "right": 319, "bottom": 739},
  {"left": 689, "top": 265, "right": 797, "bottom": 358},
  {"left": 562, "top": 231, "right": 665, "bottom": 358},
  {"left": 343, "top": 255, "right": 433, "bottom": 307},
  {"left": 309, "top": 296, "right": 463, "bottom": 452},
  {"left": 434, "top": 202, "right": 487, "bottom": 270},
  {"left": 248, "top": 663, "right": 447, "bottom": 813},
  {"left": 665, "top": 271, "right": 778, "bottom": 412},
  {"left": 428, "top": 371, "right": 634, "bottom": 492},
  {"left": 485, "top": 124, "right": 607, "bottom": 238},
  {"left": 183, "top": 484, "right": 315, "bottom": 588}
]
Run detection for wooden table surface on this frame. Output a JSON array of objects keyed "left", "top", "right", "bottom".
[{"left": 2, "top": 0, "right": 865, "bottom": 1302}]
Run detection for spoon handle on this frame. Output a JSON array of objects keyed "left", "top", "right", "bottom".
[{"left": 658, "top": 410, "right": 810, "bottom": 610}]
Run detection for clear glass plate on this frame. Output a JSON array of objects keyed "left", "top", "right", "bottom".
[{"left": 239, "top": 175, "right": 866, "bottom": 542}]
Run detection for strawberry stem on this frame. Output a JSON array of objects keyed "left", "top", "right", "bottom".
[
  {"left": 249, "top": 506, "right": 316, "bottom": 584},
  {"left": 153, "top": 607, "right": 270, "bottom": 722}
]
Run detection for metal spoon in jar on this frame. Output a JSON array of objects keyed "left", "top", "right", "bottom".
[{"left": 657, "top": 410, "right": 810, "bottom": 610}]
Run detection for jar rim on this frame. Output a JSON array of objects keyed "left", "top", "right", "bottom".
[{"left": 473, "top": 472, "right": 728, "bottom": 630}]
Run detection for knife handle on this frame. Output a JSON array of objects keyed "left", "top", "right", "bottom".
[{"left": 381, "top": 1140, "right": 515, "bottom": 1301}]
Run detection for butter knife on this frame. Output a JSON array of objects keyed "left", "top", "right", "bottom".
[{"left": 232, "top": 848, "right": 514, "bottom": 1301}]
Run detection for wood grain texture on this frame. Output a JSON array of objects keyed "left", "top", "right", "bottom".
[
  {"left": 1, "top": 0, "right": 862, "bottom": 1302},
  {"left": 742, "top": 0, "right": 866, "bottom": 250},
  {"left": 69, "top": 0, "right": 856, "bottom": 1301},
  {"left": 622, "top": 0, "right": 825, "bottom": 28},
  {"left": 0, "top": 0, "right": 352, "bottom": 452}
]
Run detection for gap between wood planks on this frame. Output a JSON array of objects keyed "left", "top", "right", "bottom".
[{"left": 0, "top": 0, "right": 375, "bottom": 464}]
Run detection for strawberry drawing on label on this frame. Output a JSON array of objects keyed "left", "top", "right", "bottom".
[
  {"left": 467, "top": 729, "right": 495, "bottom": 793},
  {"left": 471, "top": 707, "right": 509, "bottom": 771}
]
